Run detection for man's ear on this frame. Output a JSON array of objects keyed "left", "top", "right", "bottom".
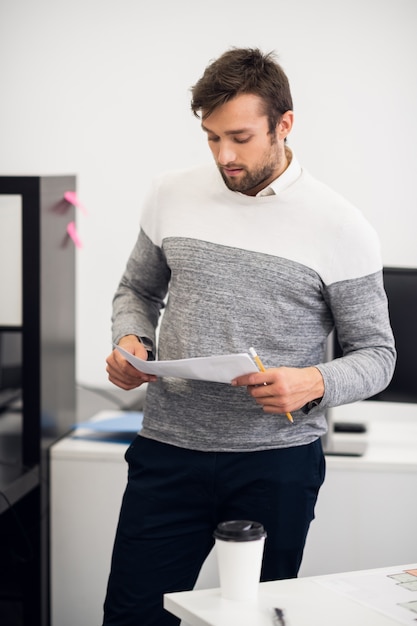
[{"left": 276, "top": 110, "right": 294, "bottom": 140}]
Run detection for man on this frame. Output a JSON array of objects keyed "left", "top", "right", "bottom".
[{"left": 103, "top": 48, "right": 395, "bottom": 626}]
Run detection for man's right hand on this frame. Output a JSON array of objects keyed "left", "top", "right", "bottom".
[{"left": 106, "top": 335, "right": 157, "bottom": 390}]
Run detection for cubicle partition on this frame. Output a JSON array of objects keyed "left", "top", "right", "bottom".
[{"left": 0, "top": 176, "right": 76, "bottom": 626}]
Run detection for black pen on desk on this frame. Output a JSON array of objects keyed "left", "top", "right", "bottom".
[
  {"left": 272, "top": 607, "right": 287, "bottom": 626},
  {"left": 249, "top": 347, "right": 294, "bottom": 424}
]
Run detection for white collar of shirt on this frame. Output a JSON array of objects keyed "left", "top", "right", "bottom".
[{"left": 256, "top": 149, "right": 301, "bottom": 197}]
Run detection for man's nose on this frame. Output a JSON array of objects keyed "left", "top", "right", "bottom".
[{"left": 216, "top": 142, "right": 237, "bottom": 165}]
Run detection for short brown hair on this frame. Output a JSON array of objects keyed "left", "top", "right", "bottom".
[{"left": 191, "top": 47, "right": 293, "bottom": 134}]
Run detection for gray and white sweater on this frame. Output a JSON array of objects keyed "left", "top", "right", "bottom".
[{"left": 112, "top": 157, "right": 396, "bottom": 452}]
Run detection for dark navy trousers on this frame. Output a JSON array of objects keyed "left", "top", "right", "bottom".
[{"left": 102, "top": 436, "right": 325, "bottom": 626}]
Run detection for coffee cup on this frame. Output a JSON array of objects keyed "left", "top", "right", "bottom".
[{"left": 213, "top": 520, "right": 267, "bottom": 602}]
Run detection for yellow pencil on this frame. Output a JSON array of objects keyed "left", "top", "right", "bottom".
[{"left": 249, "top": 347, "right": 294, "bottom": 424}]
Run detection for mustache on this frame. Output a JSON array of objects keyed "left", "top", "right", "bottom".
[{"left": 218, "top": 163, "right": 246, "bottom": 171}]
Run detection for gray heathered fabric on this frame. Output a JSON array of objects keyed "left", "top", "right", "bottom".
[{"left": 111, "top": 164, "right": 396, "bottom": 452}]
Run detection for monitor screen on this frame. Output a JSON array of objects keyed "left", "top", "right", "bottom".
[
  {"left": 334, "top": 267, "right": 417, "bottom": 404},
  {"left": 372, "top": 267, "right": 417, "bottom": 403},
  {"left": 0, "top": 332, "right": 21, "bottom": 388},
  {"left": 0, "top": 331, "right": 22, "bottom": 411}
]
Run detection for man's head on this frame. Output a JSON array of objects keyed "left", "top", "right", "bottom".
[
  {"left": 191, "top": 48, "right": 294, "bottom": 196},
  {"left": 191, "top": 47, "right": 293, "bottom": 134}
]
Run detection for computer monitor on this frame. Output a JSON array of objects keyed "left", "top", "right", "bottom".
[{"left": 325, "top": 267, "right": 417, "bottom": 456}]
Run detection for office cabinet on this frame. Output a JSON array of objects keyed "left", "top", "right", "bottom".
[{"left": 300, "top": 402, "right": 417, "bottom": 577}]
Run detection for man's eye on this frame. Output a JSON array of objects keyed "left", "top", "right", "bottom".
[
  {"left": 234, "top": 137, "right": 251, "bottom": 144},
  {"left": 207, "top": 136, "right": 219, "bottom": 143}
]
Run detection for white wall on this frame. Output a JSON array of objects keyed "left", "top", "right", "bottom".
[{"left": 1, "top": 0, "right": 416, "bottom": 388}]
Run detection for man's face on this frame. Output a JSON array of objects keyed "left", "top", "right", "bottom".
[{"left": 202, "top": 93, "right": 292, "bottom": 196}]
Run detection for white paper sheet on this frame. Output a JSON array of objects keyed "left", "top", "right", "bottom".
[
  {"left": 316, "top": 564, "right": 417, "bottom": 625},
  {"left": 115, "top": 345, "right": 258, "bottom": 384}
]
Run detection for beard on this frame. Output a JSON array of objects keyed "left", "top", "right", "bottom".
[
  {"left": 218, "top": 137, "right": 284, "bottom": 194},
  {"left": 219, "top": 162, "right": 275, "bottom": 193}
]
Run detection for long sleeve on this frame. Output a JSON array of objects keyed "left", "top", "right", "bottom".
[
  {"left": 111, "top": 229, "right": 171, "bottom": 347},
  {"left": 317, "top": 270, "right": 396, "bottom": 408}
]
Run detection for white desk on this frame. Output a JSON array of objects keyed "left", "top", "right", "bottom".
[{"left": 164, "top": 563, "right": 417, "bottom": 626}]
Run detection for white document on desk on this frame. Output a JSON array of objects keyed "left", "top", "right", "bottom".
[{"left": 115, "top": 345, "right": 258, "bottom": 384}]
